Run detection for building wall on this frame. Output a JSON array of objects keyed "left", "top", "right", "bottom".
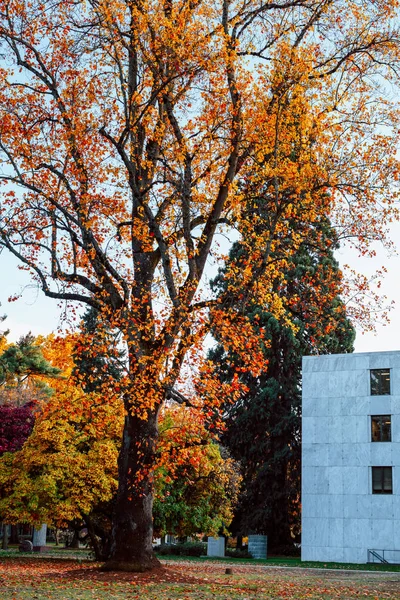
[{"left": 301, "top": 352, "right": 400, "bottom": 563}]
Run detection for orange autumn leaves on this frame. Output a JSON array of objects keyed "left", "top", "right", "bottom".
[{"left": 0, "top": 1, "right": 398, "bottom": 357}]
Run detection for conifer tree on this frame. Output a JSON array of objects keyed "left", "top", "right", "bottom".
[
  {"left": 72, "top": 307, "right": 125, "bottom": 394},
  {"left": 0, "top": 334, "right": 60, "bottom": 384},
  {"left": 0, "top": 333, "right": 61, "bottom": 406},
  {"left": 209, "top": 216, "right": 355, "bottom": 550}
]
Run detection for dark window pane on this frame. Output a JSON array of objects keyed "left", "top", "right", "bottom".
[
  {"left": 383, "top": 467, "right": 393, "bottom": 492},
  {"left": 372, "top": 467, "right": 382, "bottom": 492},
  {"left": 371, "top": 415, "right": 392, "bottom": 442},
  {"left": 370, "top": 369, "right": 390, "bottom": 395},
  {"left": 372, "top": 466, "right": 392, "bottom": 494}
]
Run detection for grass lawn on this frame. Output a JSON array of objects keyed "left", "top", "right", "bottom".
[
  {"left": 159, "top": 553, "right": 400, "bottom": 573},
  {"left": 3, "top": 545, "right": 400, "bottom": 572},
  {"left": 1, "top": 554, "right": 400, "bottom": 599}
]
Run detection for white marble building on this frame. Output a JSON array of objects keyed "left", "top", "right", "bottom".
[{"left": 301, "top": 351, "right": 400, "bottom": 564}]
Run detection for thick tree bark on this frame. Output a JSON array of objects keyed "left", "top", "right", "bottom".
[
  {"left": 103, "top": 408, "right": 161, "bottom": 571},
  {"left": 69, "top": 529, "right": 80, "bottom": 549},
  {"left": 10, "top": 525, "right": 19, "bottom": 544},
  {"left": 1, "top": 523, "right": 9, "bottom": 550},
  {"left": 84, "top": 514, "right": 107, "bottom": 561}
]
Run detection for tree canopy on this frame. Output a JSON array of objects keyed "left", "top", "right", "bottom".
[
  {"left": 0, "top": 331, "right": 61, "bottom": 455},
  {"left": 154, "top": 406, "right": 241, "bottom": 539}
]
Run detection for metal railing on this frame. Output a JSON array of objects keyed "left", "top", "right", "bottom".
[{"left": 368, "top": 549, "right": 400, "bottom": 564}]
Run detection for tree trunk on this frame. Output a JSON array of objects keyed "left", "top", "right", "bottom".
[
  {"left": 69, "top": 529, "right": 80, "bottom": 549},
  {"left": 84, "top": 514, "right": 106, "bottom": 561},
  {"left": 103, "top": 409, "right": 161, "bottom": 571},
  {"left": 10, "top": 525, "right": 19, "bottom": 544},
  {"left": 1, "top": 523, "right": 9, "bottom": 550},
  {"left": 266, "top": 462, "right": 293, "bottom": 551}
]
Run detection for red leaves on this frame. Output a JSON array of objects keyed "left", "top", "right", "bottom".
[{"left": 0, "top": 404, "right": 35, "bottom": 456}]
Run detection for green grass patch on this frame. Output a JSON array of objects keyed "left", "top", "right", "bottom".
[
  {"left": 3, "top": 546, "right": 400, "bottom": 572},
  {"left": 156, "top": 552, "right": 400, "bottom": 571}
]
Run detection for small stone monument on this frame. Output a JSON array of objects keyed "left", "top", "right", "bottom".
[
  {"left": 32, "top": 524, "right": 47, "bottom": 552},
  {"left": 248, "top": 534, "right": 267, "bottom": 559},
  {"left": 207, "top": 536, "right": 225, "bottom": 557},
  {"left": 19, "top": 540, "right": 33, "bottom": 553}
]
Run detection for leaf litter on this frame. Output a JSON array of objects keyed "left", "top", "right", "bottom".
[{"left": 0, "top": 558, "right": 399, "bottom": 599}]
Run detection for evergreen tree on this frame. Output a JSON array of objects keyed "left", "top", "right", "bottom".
[
  {"left": 209, "top": 216, "right": 355, "bottom": 551},
  {"left": 0, "top": 309, "right": 9, "bottom": 345},
  {"left": 72, "top": 307, "right": 125, "bottom": 394},
  {"left": 0, "top": 334, "right": 61, "bottom": 383},
  {"left": 0, "top": 333, "right": 61, "bottom": 406}
]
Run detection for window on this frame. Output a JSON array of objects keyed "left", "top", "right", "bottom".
[
  {"left": 372, "top": 467, "right": 393, "bottom": 494},
  {"left": 371, "top": 415, "right": 392, "bottom": 442},
  {"left": 370, "top": 369, "right": 390, "bottom": 395}
]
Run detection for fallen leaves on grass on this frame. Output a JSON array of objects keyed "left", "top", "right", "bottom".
[{"left": 0, "top": 558, "right": 399, "bottom": 599}]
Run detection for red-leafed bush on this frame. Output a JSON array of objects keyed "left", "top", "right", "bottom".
[{"left": 0, "top": 403, "right": 35, "bottom": 456}]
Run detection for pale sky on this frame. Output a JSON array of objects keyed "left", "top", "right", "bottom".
[
  {"left": 338, "top": 246, "right": 400, "bottom": 354},
  {"left": 1, "top": 230, "right": 400, "bottom": 353}
]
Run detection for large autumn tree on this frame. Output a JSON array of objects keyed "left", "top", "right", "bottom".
[{"left": 0, "top": 0, "right": 399, "bottom": 570}]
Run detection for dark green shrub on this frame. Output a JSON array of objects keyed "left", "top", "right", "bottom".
[
  {"left": 154, "top": 544, "right": 174, "bottom": 555},
  {"left": 225, "top": 548, "right": 252, "bottom": 559},
  {"left": 176, "top": 542, "right": 206, "bottom": 556},
  {"left": 155, "top": 542, "right": 206, "bottom": 557},
  {"left": 270, "top": 544, "right": 301, "bottom": 557}
]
